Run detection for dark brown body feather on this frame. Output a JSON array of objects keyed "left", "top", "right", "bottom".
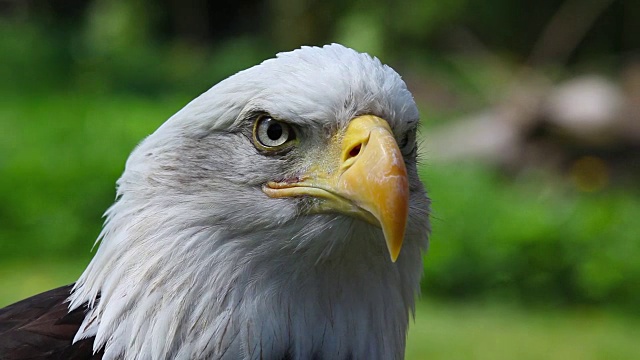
[
  {"left": 0, "top": 286, "right": 349, "bottom": 360},
  {"left": 0, "top": 284, "right": 102, "bottom": 360}
]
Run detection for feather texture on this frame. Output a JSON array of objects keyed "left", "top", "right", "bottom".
[{"left": 0, "top": 285, "right": 103, "bottom": 359}]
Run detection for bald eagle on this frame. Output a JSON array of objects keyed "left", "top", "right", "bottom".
[{"left": 0, "top": 44, "right": 430, "bottom": 360}]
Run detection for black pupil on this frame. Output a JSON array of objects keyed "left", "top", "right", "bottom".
[{"left": 267, "top": 122, "right": 283, "bottom": 140}]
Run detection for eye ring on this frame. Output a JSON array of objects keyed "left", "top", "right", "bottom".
[{"left": 253, "top": 115, "right": 297, "bottom": 151}]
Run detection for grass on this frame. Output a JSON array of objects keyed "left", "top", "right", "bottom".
[
  {"left": 406, "top": 300, "right": 639, "bottom": 359},
  {"left": 1, "top": 261, "right": 638, "bottom": 360},
  {"left": 0, "top": 259, "right": 89, "bottom": 306}
]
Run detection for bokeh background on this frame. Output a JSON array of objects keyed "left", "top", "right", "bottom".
[{"left": 1, "top": 0, "right": 639, "bottom": 358}]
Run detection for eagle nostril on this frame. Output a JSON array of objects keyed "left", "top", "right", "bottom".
[{"left": 348, "top": 144, "right": 362, "bottom": 159}]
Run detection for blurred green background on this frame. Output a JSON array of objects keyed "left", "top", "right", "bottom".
[{"left": 0, "top": 0, "right": 639, "bottom": 358}]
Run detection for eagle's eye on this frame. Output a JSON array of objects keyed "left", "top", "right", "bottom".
[{"left": 253, "top": 115, "right": 297, "bottom": 151}]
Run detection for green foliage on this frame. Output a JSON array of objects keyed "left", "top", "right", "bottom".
[
  {"left": 0, "top": 92, "right": 186, "bottom": 259},
  {"left": 421, "top": 164, "right": 640, "bottom": 310},
  {"left": 0, "top": 20, "right": 268, "bottom": 98},
  {"left": 0, "top": 22, "right": 72, "bottom": 94},
  {"left": 406, "top": 300, "right": 640, "bottom": 359}
]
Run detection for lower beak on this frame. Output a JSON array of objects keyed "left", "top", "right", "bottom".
[{"left": 263, "top": 115, "right": 409, "bottom": 262}]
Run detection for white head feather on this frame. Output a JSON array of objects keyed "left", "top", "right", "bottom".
[{"left": 69, "top": 44, "right": 430, "bottom": 360}]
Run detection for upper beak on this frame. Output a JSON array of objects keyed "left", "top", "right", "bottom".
[{"left": 263, "top": 115, "right": 409, "bottom": 262}]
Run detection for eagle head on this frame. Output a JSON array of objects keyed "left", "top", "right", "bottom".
[{"left": 69, "top": 44, "right": 430, "bottom": 360}]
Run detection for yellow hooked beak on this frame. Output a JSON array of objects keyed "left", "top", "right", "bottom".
[{"left": 263, "top": 115, "right": 409, "bottom": 262}]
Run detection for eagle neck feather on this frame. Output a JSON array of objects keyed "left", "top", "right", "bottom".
[{"left": 69, "top": 194, "right": 424, "bottom": 360}]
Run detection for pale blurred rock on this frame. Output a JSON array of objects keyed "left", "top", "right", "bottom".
[
  {"left": 422, "top": 74, "right": 548, "bottom": 164},
  {"left": 422, "top": 110, "right": 520, "bottom": 164},
  {"left": 421, "top": 71, "right": 638, "bottom": 178},
  {"left": 544, "top": 75, "right": 625, "bottom": 143}
]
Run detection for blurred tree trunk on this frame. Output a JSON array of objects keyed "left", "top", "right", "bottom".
[
  {"left": 266, "top": 0, "right": 338, "bottom": 49},
  {"left": 165, "top": 0, "right": 211, "bottom": 43}
]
